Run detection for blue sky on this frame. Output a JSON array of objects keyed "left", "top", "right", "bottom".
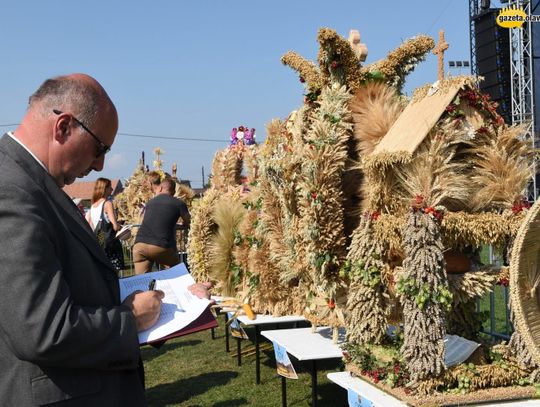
[{"left": 1, "top": 1, "right": 480, "bottom": 187}]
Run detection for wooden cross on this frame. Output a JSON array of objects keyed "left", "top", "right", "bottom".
[
  {"left": 432, "top": 29, "right": 449, "bottom": 81},
  {"left": 348, "top": 29, "right": 368, "bottom": 63}
]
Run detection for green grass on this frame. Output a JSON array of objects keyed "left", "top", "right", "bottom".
[{"left": 141, "top": 323, "right": 347, "bottom": 406}]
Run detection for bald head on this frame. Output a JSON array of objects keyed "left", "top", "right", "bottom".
[
  {"left": 28, "top": 73, "right": 117, "bottom": 129},
  {"left": 14, "top": 73, "right": 119, "bottom": 187}
]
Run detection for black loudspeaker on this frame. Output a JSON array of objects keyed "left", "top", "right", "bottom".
[{"left": 474, "top": 8, "right": 512, "bottom": 122}]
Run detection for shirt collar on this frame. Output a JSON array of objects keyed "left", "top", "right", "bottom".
[{"left": 6, "top": 131, "right": 48, "bottom": 172}]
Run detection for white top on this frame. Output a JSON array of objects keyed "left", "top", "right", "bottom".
[
  {"left": 237, "top": 314, "right": 306, "bottom": 326},
  {"left": 88, "top": 200, "right": 110, "bottom": 230},
  {"left": 261, "top": 326, "right": 346, "bottom": 360},
  {"left": 327, "top": 371, "right": 540, "bottom": 407}
]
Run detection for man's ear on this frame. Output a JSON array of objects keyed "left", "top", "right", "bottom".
[{"left": 53, "top": 114, "right": 71, "bottom": 144}]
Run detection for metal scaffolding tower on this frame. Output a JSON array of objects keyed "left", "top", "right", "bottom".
[
  {"left": 470, "top": 0, "right": 538, "bottom": 201},
  {"left": 509, "top": 0, "right": 538, "bottom": 201}
]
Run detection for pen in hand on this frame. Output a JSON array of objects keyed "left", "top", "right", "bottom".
[{"left": 148, "top": 279, "right": 156, "bottom": 291}]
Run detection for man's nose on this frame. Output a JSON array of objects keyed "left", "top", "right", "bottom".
[{"left": 91, "top": 154, "right": 106, "bottom": 172}]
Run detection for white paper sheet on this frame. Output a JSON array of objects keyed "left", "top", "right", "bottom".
[{"left": 119, "top": 263, "right": 211, "bottom": 344}]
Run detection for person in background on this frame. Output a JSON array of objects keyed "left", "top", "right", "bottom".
[
  {"left": 133, "top": 175, "right": 191, "bottom": 274},
  {"left": 0, "top": 73, "right": 209, "bottom": 406},
  {"left": 86, "top": 177, "right": 125, "bottom": 272}
]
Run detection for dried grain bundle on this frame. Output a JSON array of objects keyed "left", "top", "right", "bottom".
[
  {"left": 210, "top": 147, "right": 243, "bottom": 191},
  {"left": 295, "top": 84, "right": 352, "bottom": 325},
  {"left": 350, "top": 82, "right": 405, "bottom": 156},
  {"left": 364, "top": 35, "right": 434, "bottom": 92},
  {"left": 187, "top": 188, "right": 220, "bottom": 282},
  {"left": 416, "top": 362, "right": 529, "bottom": 396},
  {"left": 372, "top": 213, "right": 406, "bottom": 255},
  {"left": 174, "top": 182, "right": 195, "bottom": 207},
  {"left": 281, "top": 51, "right": 325, "bottom": 92},
  {"left": 344, "top": 82, "right": 405, "bottom": 225},
  {"left": 400, "top": 210, "right": 448, "bottom": 382},
  {"left": 393, "top": 125, "right": 473, "bottom": 211},
  {"left": 346, "top": 216, "right": 389, "bottom": 344},
  {"left": 261, "top": 118, "right": 286, "bottom": 158},
  {"left": 361, "top": 152, "right": 411, "bottom": 212},
  {"left": 441, "top": 211, "right": 524, "bottom": 250},
  {"left": 115, "top": 163, "right": 151, "bottom": 225},
  {"left": 257, "top": 125, "right": 305, "bottom": 283},
  {"left": 447, "top": 271, "right": 499, "bottom": 305},
  {"left": 242, "top": 144, "right": 260, "bottom": 183},
  {"left": 297, "top": 85, "right": 352, "bottom": 283},
  {"left": 248, "top": 228, "right": 306, "bottom": 316},
  {"left": 232, "top": 207, "right": 259, "bottom": 288},
  {"left": 468, "top": 125, "right": 535, "bottom": 211},
  {"left": 206, "top": 190, "right": 245, "bottom": 296},
  {"left": 509, "top": 199, "right": 540, "bottom": 370},
  {"left": 317, "top": 28, "right": 367, "bottom": 93},
  {"left": 447, "top": 271, "right": 499, "bottom": 340}
]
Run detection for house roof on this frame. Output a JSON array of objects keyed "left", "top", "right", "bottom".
[
  {"left": 63, "top": 179, "right": 123, "bottom": 200},
  {"left": 371, "top": 80, "right": 464, "bottom": 156}
]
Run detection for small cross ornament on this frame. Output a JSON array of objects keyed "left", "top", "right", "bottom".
[{"left": 432, "top": 29, "right": 449, "bottom": 81}]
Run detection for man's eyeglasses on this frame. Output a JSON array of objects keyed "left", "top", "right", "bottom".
[{"left": 52, "top": 109, "right": 111, "bottom": 157}]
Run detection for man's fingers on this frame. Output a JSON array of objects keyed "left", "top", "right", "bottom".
[{"left": 154, "top": 289, "right": 165, "bottom": 300}]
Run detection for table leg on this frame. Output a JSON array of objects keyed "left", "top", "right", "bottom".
[
  {"left": 237, "top": 337, "right": 242, "bottom": 366},
  {"left": 224, "top": 314, "right": 230, "bottom": 353},
  {"left": 281, "top": 375, "right": 287, "bottom": 407},
  {"left": 255, "top": 325, "right": 260, "bottom": 384},
  {"left": 311, "top": 360, "right": 317, "bottom": 407},
  {"left": 211, "top": 327, "right": 215, "bottom": 340}
]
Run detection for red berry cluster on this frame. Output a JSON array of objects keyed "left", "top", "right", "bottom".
[
  {"left": 370, "top": 211, "right": 380, "bottom": 221},
  {"left": 360, "top": 367, "right": 386, "bottom": 384},
  {"left": 512, "top": 199, "right": 531, "bottom": 214}
]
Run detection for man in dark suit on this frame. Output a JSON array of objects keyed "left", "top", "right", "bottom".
[{"left": 0, "top": 74, "right": 204, "bottom": 406}]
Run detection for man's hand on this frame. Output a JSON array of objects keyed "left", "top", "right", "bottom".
[
  {"left": 123, "top": 290, "right": 165, "bottom": 332},
  {"left": 188, "top": 281, "right": 212, "bottom": 300}
]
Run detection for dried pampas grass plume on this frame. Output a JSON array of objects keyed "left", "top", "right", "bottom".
[{"left": 350, "top": 82, "right": 405, "bottom": 156}]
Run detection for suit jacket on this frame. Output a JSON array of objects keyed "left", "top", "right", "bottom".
[{"left": 0, "top": 134, "right": 146, "bottom": 406}]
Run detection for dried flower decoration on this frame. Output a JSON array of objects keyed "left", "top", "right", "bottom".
[{"left": 230, "top": 125, "right": 256, "bottom": 146}]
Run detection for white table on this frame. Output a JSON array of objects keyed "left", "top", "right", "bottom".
[
  {"left": 328, "top": 371, "right": 540, "bottom": 407},
  {"left": 236, "top": 314, "right": 306, "bottom": 384},
  {"left": 262, "top": 326, "right": 346, "bottom": 407}
]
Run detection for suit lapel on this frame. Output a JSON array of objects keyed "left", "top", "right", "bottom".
[{"left": 0, "top": 135, "right": 119, "bottom": 297}]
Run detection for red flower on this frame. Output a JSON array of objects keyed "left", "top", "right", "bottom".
[
  {"left": 445, "top": 103, "right": 457, "bottom": 114},
  {"left": 299, "top": 76, "right": 305, "bottom": 83},
  {"left": 370, "top": 211, "right": 380, "bottom": 220},
  {"left": 331, "top": 60, "right": 339, "bottom": 69},
  {"left": 498, "top": 277, "right": 509, "bottom": 287},
  {"left": 311, "top": 192, "right": 318, "bottom": 201},
  {"left": 327, "top": 299, "right": 335, "bottom": 309}
]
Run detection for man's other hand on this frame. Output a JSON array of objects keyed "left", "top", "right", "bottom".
[{"left": 188, "top": 282, "right": 212, "bottom": 300}]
